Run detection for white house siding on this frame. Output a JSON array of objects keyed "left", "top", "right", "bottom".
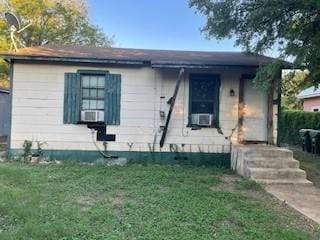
[{"left": 11, "top": 63, "right": 275, "bottom": 154}]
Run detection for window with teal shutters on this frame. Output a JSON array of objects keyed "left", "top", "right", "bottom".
[
  {"left": 63, "top": 73, "right": 80, "bottom": 124},
  {"left": 105, "top": 74, "right": 121, "bottom": 125},
  {"left": 63, "top": 71, "right": 121, "bottom": 125}
]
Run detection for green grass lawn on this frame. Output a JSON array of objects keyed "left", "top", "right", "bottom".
[
  {"left": 0, "top": 163, "right": 319, "bottom": 240},
  {"left": 291, "top": 147, "right": 320, "bottom": 188}
]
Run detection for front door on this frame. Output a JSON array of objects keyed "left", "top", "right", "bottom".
[{"left": 242, "top": 79, "right": 268, "bottom": 142}]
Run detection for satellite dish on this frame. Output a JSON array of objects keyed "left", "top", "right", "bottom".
[
  {"left": 4, "top": 12, "right": 32, "bottom": 52},
  {"left": 5, "top": 12, "right": 21, "bottom": 31}
]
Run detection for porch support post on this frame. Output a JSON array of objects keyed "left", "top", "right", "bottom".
[
  {"left": 267, "top": 70, "right": 282, "bottom": 145},
  {"left": 267, "top": 83, "right": 275, "bottom": 145},
  {"left": 276, "top": 70, "right": 282, "bottom": 147},
  {"left": 237, "top": 76, "right": 245, "bottom": 144}
]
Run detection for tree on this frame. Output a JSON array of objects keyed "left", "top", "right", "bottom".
[
  {"left": 282, "top": 70, "right": 310, "bottom": 110},
  {"left": 0, "top": 0, "right": 114, "bottom": 88},
  {"left": 189, "top": 0, "right": 320, "bottom": 89}
]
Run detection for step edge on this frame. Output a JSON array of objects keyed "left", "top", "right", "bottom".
[{"left": 248, "top": 167, "right": 306, "bottom": 172}]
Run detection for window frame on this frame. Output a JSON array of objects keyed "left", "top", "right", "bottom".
[
  {"left": 77, "top": 70, "right": 109, "bottom": 122},
  {"left": 187, "top": 74, "right": 220, "bottom": 128}
]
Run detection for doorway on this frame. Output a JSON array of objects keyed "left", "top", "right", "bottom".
[{"left": 242, "top": 79, "right": 268, "bottom": 142}]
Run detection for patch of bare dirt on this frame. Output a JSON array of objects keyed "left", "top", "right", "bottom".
[
  {"left": 75, "top": 196, "right": 96, "bottom": 212},
  {"left": 211, "top": 174, "right": 241, "bottom": 192},
  {"left": 109, "top": 191, "right": 126, "bottom": 206}
]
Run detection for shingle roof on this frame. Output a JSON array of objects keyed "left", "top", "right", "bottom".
[
  {"left": 297, "top": 86, "right": 320, "bottom": 99},
  {"left": 0, "top": 44, "right": 290, "bottom": 68}
]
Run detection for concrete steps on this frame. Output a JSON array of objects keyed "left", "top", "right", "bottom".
[
  {"left": 246, "top": 168, "right": 307, "bottom": 180},
  {"left": 245, "top": 158, "right": 300, "bottom": 169},
  {"left": 232, "top": 144, "right": 313, "bottom": 186},
  {"left": 259, "top": 179, "right": 313, "bottom": 186},
  {"left": 246, "top": 149, "right": 293, "bottom": 159}
]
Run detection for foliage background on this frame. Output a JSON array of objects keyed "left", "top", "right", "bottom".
[
  {"left": 189, "top": 0, "right": 320, "bottom": 90},
  {"left": 0, "top": 0, "right": 113, "bottom": 89},
  {"left": 281, "top": 70, "right": 311, "bottom": 110},
  {"left": 279, "top": 110, "right": 320, "bottom": 145}
]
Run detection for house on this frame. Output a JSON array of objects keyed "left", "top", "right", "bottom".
[
  {"left": 0, "top": 88, "right": 10, "bottom": 137},
  {"left": 297, "top": 86, "right": 320, "bottom": 112},
  {"left": 0, "top": 44, "right": 285, "bottom": 166}
]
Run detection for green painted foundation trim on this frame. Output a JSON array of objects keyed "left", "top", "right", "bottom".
[{"left": 9, "top": 149, "right": 231, "bottom": 168}]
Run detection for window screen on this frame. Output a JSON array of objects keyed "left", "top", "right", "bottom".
[
  {"left": 81, "top": 75, "right": 105, "bottom": 110},
  {"left": 190, "top": 78, "right": 216, "bottom": 114},
  {"left": 189, "top": 74, "right": 220, "bottom": 127}
]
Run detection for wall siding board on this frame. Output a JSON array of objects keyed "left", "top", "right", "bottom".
[{"left": 63, "top": 73, "right": 69, "bottom": 124}]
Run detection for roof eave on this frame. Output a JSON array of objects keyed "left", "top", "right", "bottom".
[
  {"left": 0, "top": 53, "right": 292, "bottom": 69},
  {"left": 151, "top": 63, "right": 261, "bottom": 69},
  {"left": 1, "top": 55, "right": 149, "bottom": 66}
]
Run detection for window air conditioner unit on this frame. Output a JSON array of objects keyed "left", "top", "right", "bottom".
[
  {"left": 81, "top": 110, "right": 104, "bottom": 122},
  {"left": 191, "top": 114, "right": 213, "bottom": 126}
]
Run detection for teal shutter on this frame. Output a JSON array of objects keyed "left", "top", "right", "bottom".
[
  {"left": 63, "top": 73, "right": 80, "bottom": 124},
  {"left": 105, "top": 74, "right": 121, "bottom": 125}
]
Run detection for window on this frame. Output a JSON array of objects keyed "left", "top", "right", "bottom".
[
  {"left": 188, "top": 74, "right": 220, "bottom": 127},
  {"left": 64, "top": 71, "right": 121, "bottom": 125},
  {"left": 81, "top": 75, "right": 105, "bottom": 111},
  {"left": 313, "top": 108, "right": 319, "bottom": 112}
]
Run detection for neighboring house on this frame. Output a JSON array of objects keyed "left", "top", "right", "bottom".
[
  {"left": 297, "top": 86, "right": 320, "bottom": 112},
  {"left": 0, "top": 88, "right": 10, "bottom": 137},
  {"left": 0, "top": 45, "right": 286, "bottom": 166}
]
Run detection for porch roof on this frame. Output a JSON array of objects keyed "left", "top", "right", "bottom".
[{"left": 0, "top": 44, "right": 291, "bottom": 68}]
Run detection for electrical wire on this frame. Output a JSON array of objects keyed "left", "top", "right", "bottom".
[{"left": 90, "top": 129, "right": 110, "bottom": 159}]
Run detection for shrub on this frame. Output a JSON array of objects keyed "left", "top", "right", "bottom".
[{"left": 279, "top": 110, "right": 320, "bottom": 145}]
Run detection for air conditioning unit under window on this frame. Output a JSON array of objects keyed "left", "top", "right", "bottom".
[
  {"left": 191, "top": 114, "right": 213, "bottom": 126},
  {"left": 81, "top": 110, "right": 104, "bottom": 122}
]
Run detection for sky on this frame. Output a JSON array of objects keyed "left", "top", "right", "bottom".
[{"left": 87, "top": 0, "right": 241, "bottom": 52}]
